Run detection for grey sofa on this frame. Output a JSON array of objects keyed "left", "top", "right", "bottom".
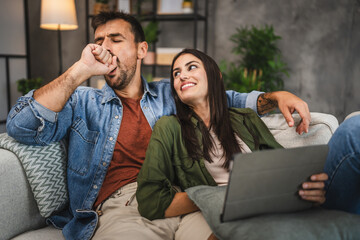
[{"left": 0, "top": 112, "right": 359, "bottom": 240}]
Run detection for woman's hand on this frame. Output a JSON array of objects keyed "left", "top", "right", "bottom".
[{"left": 298, "top": 173, "right": 328, "bottom": 204}]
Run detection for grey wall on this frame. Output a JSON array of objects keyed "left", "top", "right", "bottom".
[
  {"left": 0, "top": 0, "right": 28, "bottom": 133},
  {"left": 213, "top": 0, "right": 360, "bottom": 121},
  {"left": 25, "top": 0, "right": 359, "bottom": 121}
]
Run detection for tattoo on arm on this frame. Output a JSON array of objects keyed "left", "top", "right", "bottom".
[{"left": 257, "top": 93, "right": 278, "bottom": 115}]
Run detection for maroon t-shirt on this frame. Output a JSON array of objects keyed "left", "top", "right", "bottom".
[{"left": 94, "top": 97, "right": 152, "bottom": 207}]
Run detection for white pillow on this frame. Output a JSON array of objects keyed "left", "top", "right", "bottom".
[{"left": 261, "top": 112, "right": 338, "bottom": 148}]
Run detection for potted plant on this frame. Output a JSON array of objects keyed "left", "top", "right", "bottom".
[
  {"left": 220, "top": 25, "right": 289, "bottom": 92},
  {"left": 17, "top": 77, "right": 43, "bottom": 95},
  {"left": 143, "top": 21, "right": 160, "bottom": 65},
  {"left": 93, "top": 0, "right": 110, "bottom": 15},
  {"left": 219, "top": 62, "right": 263, "bottom": 93}
]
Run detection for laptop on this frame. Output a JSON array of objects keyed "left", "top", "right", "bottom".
[{"left": 221, "top": 145, "right": 328, "bottom": 222}]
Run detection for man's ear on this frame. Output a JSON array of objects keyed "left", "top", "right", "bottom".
[{"left": 137, "top": 41, "right": 148, "bottom": 60}]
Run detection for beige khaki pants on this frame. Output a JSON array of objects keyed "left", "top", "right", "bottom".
[{"left": 92, "top": 182, "right": 212, "bottom": 240}]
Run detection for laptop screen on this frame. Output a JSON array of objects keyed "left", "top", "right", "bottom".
[{"left": 221, "top": 145, "right": 328, "bottom": 222}]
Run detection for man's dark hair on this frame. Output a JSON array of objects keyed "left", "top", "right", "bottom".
[{"left": 91, "top": 11, "right": 145, "bottom": 43}]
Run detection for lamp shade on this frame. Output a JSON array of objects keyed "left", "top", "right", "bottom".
[{"left": 40, "top": 0, "right": 78, "bottom": 30}]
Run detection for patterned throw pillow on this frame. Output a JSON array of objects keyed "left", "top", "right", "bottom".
[{"left": 0, "top": 133, "right": 68, "bottom": 218}]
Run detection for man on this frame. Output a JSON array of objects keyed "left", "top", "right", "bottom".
[{"left": 7, "top": 12, "right": 312, "bottom": 240}]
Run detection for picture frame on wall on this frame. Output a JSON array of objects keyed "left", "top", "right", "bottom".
[
  {"left": 117, "top": 0, "right": 130, "bottom": 13},
  {"left": 157, "top": 0, "right": 183, "bottom": 14}
]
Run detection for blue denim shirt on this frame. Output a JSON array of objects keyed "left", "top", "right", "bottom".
[{"left": 6, "top": 78, "right": 261, "bottom": 240}]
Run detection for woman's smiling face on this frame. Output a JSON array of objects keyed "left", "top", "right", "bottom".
[{"left": 172, "top": 53, "right": 209, "bottom": 108}]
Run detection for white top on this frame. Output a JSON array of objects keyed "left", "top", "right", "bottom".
[{"left": 205, "top": 130, "right": 252, "bottom": 186}]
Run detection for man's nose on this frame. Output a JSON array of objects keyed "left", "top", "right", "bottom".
[
  {"left": 101, "top": 38, "right": 115, "bottom": 60},
  {"left": 102, "top": 37, "right": 112, "bottom": 52}
]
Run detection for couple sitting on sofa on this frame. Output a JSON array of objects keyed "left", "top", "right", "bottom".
[{"left": 6, "top": 11, "right": 360, "bottom": 240}]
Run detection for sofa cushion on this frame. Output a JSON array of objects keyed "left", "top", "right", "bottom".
[
  {"left": 186, "top": 185, "right": 360, "bottom": 240},
  {"left": 261, "top": 112, "right": 339, "bottom": 147},
  {"left": 0, "top": 149, "right": 46, "bottom": 240},
  {"left": 0, "top": 133, "right": 68, "bottom": 218}
]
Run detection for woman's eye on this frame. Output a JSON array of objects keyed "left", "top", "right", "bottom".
[
  {"left": 174, "top": 72, "right": 180, "bottom": 77},
  {"left": 189, "top": 65, "right": 197, "bottom": 70}
]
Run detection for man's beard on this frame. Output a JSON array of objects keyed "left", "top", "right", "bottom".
[{"left": 105, "top": 59, "right": 137, "bottom": 91}]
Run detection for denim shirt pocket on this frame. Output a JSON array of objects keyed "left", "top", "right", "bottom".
[{"left": 68, "top": 117, "right": 99, "bottom": 175}]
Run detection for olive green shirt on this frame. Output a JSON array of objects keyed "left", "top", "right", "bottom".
[{"left": 136, "top": 108, "right": 283, "bottom": 220}]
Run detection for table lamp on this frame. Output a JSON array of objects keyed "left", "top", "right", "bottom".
[{"left": 40, "top": 0, "right": 78, "bottom": 75}]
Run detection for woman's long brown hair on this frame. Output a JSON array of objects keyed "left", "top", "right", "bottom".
[{"left": 170, "top": 49, "right": 241, "bottom": 169}]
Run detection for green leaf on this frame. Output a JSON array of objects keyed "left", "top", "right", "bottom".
[
  {"left": 17, "top": 77, "right": 43, "bottom": 95},
  {"left": 225, "top": 24, "right": 289, "bottom": 92},
  {"left": 143, "top": 21, "right": 159, "bottom": 44}
]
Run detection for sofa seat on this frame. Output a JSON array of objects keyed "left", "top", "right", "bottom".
[{"left": 11, "top": 226, "right": 64, "bottom": 240}]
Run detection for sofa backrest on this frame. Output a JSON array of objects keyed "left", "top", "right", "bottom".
[{"left": 261, "top": 112, "right": 338, "bottom": 148}]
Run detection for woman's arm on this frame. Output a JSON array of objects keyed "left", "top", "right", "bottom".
[
  {"left": 137, "top": 117, "right": 180, "bottom": 220},
  {"left": 164, "top": 192, "right": 199, "bottom": 218}
]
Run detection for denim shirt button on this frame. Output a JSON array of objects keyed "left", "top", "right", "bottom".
[
  {"left": 93, "top": 185, "right": 98, "bottom": 189},
  {"left": 115, "top": 115, "right": 119, "bottom": 119},
  {"left": 102, "top": 162, "right": 106, "bottom": 166},
  {"left": 109, "top": 137, "right": 114, "bottom": 141}
]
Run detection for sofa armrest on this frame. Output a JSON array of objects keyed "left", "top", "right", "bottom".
[
  {"left": 261, "top": 112, "right": 339, "bottom": 148},
  {"left": 344, "top": 111, "right": 360, "bottom": 121},
  {"left": 0, "top": 148, "right": 46, "bottom": 240}
]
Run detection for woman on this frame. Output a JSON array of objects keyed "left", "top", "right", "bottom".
[{"left": 136, "top": 49, "right": 327, "bottom": 239}]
